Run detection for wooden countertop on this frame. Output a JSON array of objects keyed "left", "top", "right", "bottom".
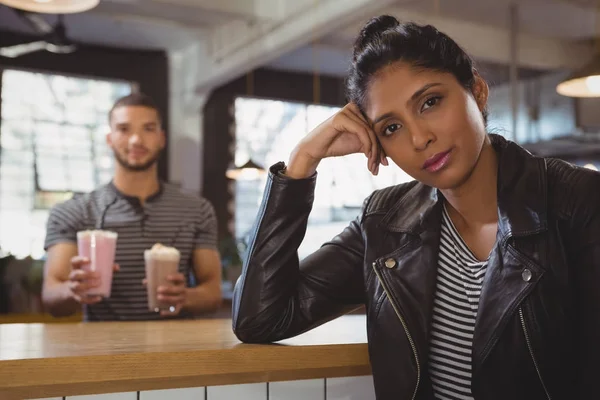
[{"left": 0, "top": 315, "right": 370, "bottom": 399}]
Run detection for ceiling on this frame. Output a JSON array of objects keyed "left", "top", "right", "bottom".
[
  {"left": 1, "top": 0, "right": 597, "bottom": 48},
  {"left": 0, "top": 0, "right": 598, "bottom": 90},
  {"left": 266, "top": 42, "right": 546, "bottom": 86},
  {"left": 267, "top": 0, "right": 599, "bottom": 82},
  {"left": 0, "top": 1, "right": 220, "bottom": 51},
  {"left": 392, "top": 0, "right": 598, "bottom": 40}
]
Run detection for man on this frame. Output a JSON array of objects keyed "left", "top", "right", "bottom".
[{"left": 42, "top": 93, "right": 222, "bottom": 321}]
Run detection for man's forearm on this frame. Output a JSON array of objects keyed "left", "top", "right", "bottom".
[
  {"left": 183, "top": 283, "right": 222, "bottom": 314},
  {"left": 42, "top": 282, "right": 80, "bottom": 317}
]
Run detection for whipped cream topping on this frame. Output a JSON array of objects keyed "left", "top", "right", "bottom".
[{"left": 144, "top": 243, "right": 180, "bottom": 261}]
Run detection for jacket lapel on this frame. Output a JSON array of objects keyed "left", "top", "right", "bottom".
[
  {"left": 374, "top": 182, "right": 443, "bottom": 367},
  {"left": 472, "top": 135, "right": 548, "bottom": 374}
]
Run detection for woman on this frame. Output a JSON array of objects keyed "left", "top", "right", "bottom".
[{"left": 232, "top": 15, "right": 600, "bottom": 400}]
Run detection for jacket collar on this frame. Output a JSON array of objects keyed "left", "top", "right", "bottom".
[{"left": 380, "top": 134, "right": 548, "bottom": 238}]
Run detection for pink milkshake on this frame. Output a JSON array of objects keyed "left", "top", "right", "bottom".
[
  {"left": 144, "top": 243, "right": 181, "bottom": 312},
  {"left": 76, "top": 230, "right": 118, "bottom": 298}
]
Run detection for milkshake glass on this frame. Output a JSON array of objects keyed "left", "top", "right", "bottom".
[
  {"left": 76, "top": 230, "right": 118, "bottom": 298},
  {"left": 144, "top": 243, "right": 181, "bottom": 312}
]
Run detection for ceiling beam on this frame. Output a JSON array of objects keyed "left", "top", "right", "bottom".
[
  {"left": 338, "top": 7, "right": 594, "bottom": 70},
  {"left": 147, "top": 0, "right": 281, "bottom": 20},
  {"left": 194, "top": 0, "right": 398, "bottom": 92}
]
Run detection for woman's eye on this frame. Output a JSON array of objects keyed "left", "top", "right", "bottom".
[
  {"left": 421, "top": 96, "right": 441, "bottom": 112},
  {"left": 383, "top": 123, "right": 401, "bottom": 137}
]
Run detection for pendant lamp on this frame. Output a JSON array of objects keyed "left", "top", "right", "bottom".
[
  {"left": 0, "top": 0, "right": 100, "bottom": 14},
  {"left": 557, "top": 1, "right": 600, "bottom": 97},
  {"left": 556, "top": 57, "right": 600, "bottom": 97},
  {"left": 225, "top": 159, "right": 266, "bottom": 180}
]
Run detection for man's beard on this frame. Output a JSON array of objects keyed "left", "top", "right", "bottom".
[{"left": 113, "top": 149, "right": 160, "bottom": 172}]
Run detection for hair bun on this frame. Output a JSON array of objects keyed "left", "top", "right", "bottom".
[{"left": 353, "top": 15, "right": 400, "bottom": 62}]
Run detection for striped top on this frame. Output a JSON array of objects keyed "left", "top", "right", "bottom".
[
  {"left": 44, "top": 181, "right": 218, "bottom": 322},
  {"left": 428, "top": 206, "right": 489, "bottom": 400}
]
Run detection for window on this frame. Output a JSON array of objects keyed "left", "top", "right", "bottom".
[
  {"left": 234, "top": 97, "right": 414, "bottom": 259},
  {"left": 0, "top": 69, "right": 132, "bottom": 258}
]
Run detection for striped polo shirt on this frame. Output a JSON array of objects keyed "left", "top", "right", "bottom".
[
  {"left": 44, "top": 181, "right": 218, "bottom": 322},
  {"left": 428, "top": 205, "right": 489, "bottom": 400}
]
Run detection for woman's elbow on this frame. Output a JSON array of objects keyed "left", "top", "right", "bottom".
[{"left": 232, "top": 317, "right": 273, "bottom": 343}]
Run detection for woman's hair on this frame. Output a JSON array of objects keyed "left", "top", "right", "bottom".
[{"left": 347, "top": 15, "right": 488, "bottom": 123}]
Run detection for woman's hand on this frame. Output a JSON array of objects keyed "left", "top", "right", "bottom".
[{"left": 286, "top": 103, "right": 388, "bottom": 179}]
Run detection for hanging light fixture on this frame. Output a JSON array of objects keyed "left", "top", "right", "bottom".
[
  {"left": 556, "top": 58, "right": 600, "bottom": 97},
  {"left": 225, "top": 159, "right": 266, "bottom": 180},
  {"left": 0, "top": 0, "right": 99, "bottom": 14},
  {"left": 557, "top": 1, "right": 600, "bottom": 97}
]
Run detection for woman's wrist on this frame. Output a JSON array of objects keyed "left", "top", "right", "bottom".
[{"left": 285, "top": 148, "right": 320, "bottom": 179}]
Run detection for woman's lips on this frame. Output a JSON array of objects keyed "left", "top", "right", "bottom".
[{"left": 422, "top": 149, "right": 452, "bottom": 172}]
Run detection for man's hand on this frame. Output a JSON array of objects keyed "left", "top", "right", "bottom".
[
  {"left": 67, "top": 256, "right": 119, "bottom": 304},
  {"left": 153, "top": 273, "right": 187, "bottom": 316},
  {"left": 141, "top": 248, "right": 222, "bottom": 316},
  {"left": 43, "top": 241, "right": 120, "bottom": 317}
]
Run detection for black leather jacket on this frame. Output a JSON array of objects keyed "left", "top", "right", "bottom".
[{"left": 232, "top": 134, "right": 600, "bottom": 400}]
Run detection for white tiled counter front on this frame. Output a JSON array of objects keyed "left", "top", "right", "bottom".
[
  {"left": 32, "top": 378, "right": 376, "bottom": 400},
  {"left": 0, "top": 316, "right": 372, "bottom": 400}
]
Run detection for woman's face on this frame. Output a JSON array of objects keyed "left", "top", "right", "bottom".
[{"left": 365, "top": 62, "right": 489, "bottom": 190}]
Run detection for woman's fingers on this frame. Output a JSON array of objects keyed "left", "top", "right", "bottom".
[
  {"left": 346, "top": 104, "right": 379, "bottom": 164},
  {"left": 341, "top": 108, "right": 379, "bottom": 174},
  {"left": 335, "top": 111, "right": 373, "bottom": 156}
]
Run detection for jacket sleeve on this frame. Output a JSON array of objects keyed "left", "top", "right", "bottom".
[
  {"left": 565, "top": 169, "right": 600, "bottom": 398},
  {"left": 232, "top": 162, "right": 368, "bottom": 343}
]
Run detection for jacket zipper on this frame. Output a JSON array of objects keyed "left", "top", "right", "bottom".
[
  {"left": 519, "top": 307, "right": 551, "bottom": 400},
  {"left": 372, "top": 261, "right": 420, "bottom": 400}
]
